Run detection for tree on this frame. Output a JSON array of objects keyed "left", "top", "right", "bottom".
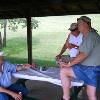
[
  {"left": 0, "top": 32, "right": 2, "bottom": 48},
  {"left": 0, "top": 19, "right": 6, "bottom": 48},
  {"left": 0, "top": 18, "right": 39, "bottom": 48},
  {"left": 3, "top": 19, "right": 7, "bottom": 47}
]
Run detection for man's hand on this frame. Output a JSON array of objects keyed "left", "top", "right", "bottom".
[
  {"left": 21, "top": 64, "right": 31, "bottom": 70},
  {"left": 16, "top": 64, "right": 31, "bottom": 71},
  {"left": 11, "top": 92, "right": 22, "bottom": 100},
  {"left": 55, "top": 54, "right": 61, "bottom": 61},
  {"left": 59, "top": 61, "right": 71, "bottom": 68},
  {"left": 66, "top": 62, "right": 72, "bottom": 67},
  {"left": 59, "top": 62, "right": 66, "bottom": 68},
  {"left": 56, "top": 59, "right": 62, "bottom": 65}
]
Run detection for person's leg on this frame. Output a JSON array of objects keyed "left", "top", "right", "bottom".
[
  {"left": 86, "top": 85, "right": 97, "bottom": 100},
  {"left": 60, "top": 67, "right": 76, "bottom": 100},
  {"left": 8, "top": 83, "right": 28, "bottom": 96},
  {"left": 0, "top": 93, "right": 9, "bottom": 100}
]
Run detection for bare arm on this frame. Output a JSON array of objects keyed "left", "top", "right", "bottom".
[
  {"left": 59, "top": 38, "right": 69, "bottom": 55},
  {"left": 70, "top": 52, "right": 87, "bottom": 66},
  {"left": 0, "top": 87, "right": 22, "bottom": 100},
  {"left": 56, "top": 34, "right": 70, "bottom": 60},
  {"left": 16, "top": 64, "right": 31, "bottom": 72},
  {"left": 59, "top": 52, "right": 87, "bottom": 68},
  {"left": 0, "top": 87, "right": 14, "bottom": 95},
  {"left": 59, "top": 34, "right": 71, "bottom": 55},
  {"left": 59, "top": 43, "right": 67, "bottom": 55}
]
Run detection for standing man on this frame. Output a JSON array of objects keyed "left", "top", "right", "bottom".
[
  {"left": 0, "top": 51, "right": 31, "bottom": 100},
  {"left": 56, "top": 23, "right": 83, "bottom": 63},
  {"left": 59, "top": 16, "right": 100, "bottom": 100}
]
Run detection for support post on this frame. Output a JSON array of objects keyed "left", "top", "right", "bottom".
[{"left": 26, "top": 16, "right": 32, "bottom": 64}]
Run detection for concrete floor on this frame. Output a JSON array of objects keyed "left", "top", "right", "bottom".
[
  {"left": 26, "top": 80, "right": 63, "bottom": 100},
  {"left": 25, "top": 80, "right": 100, "bottom": 100}
]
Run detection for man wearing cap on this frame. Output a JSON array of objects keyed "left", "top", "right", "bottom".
[
  {"left": 59, "top": 16, "right": 100, "bottom": 100},
  {"left": 0, "top": 51, "right": 31, "bottom": 100},
  {"left": 56, "top": 23, "right": 83, "bottom": 64}
]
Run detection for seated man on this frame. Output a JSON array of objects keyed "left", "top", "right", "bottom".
[
  {"left": 56, "top": 23, "right": 83, "bottom": 63},
  {"left": 0, "top": 51, "right": 31, "bottom": 100}
]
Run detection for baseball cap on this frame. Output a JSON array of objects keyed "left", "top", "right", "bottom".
[
  {"left": 77, "top": 16, "right": 91, "bottom": 25},
  {"left": 68, "top": 23, "right": 78, "bottom": 31}
]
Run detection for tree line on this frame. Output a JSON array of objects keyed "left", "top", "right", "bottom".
[{"left": 0, "top": 18, "right": 39, "bottom": 49}]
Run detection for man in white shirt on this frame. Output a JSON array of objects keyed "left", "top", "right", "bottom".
[{"left": 56, "top": 23, "right": 83, "bottom": 64}]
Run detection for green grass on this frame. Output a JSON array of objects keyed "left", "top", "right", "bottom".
[
  {"left": 32, "top": 32, "right": 67, "bottom": 67},
  {"left": 3, "top": 32, "right": 67, "bottom": 67},
  {"left": 2, "top": 14, "right": 100, "bottom": 67},
  {"left": 3, "top": 37, "right": 28, "bottom": 64}
]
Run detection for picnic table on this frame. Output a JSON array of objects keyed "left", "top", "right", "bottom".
[{"left": 12, "top": 68, "right": 84, "bottom": 100}]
